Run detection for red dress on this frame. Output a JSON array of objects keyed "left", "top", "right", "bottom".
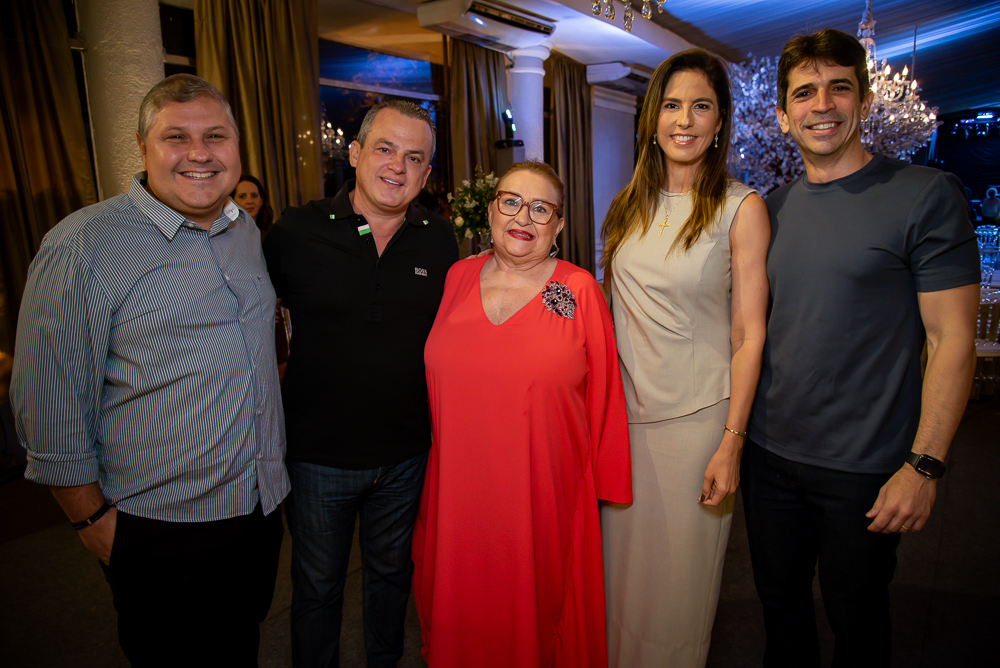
[{"left": 413, "top": 257, "right": 631, "bottom": 667}]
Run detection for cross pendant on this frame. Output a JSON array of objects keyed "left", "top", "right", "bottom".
[{"left": 657, "top": 219, "right": 669, "bottom": 236}]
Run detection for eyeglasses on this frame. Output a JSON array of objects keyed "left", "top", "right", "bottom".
[{"left": 494, "top": 191, "right": 559, "bottom": 224}]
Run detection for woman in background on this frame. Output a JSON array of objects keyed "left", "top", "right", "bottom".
[
  {"left": 232, "top": 174, "right": 274, "bottom": 238},
  {"left": 600, "top": 50, "right": 770, "bottom": 667},
  {"left": 413, "top": 160, "right": 631, "bottom": 667}
]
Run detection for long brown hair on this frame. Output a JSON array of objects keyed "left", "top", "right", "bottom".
[{"left": 601, "top": 50, "right": 733, "bottom": 269}]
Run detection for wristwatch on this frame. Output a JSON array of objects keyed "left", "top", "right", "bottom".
[{"left": 904, "top": 452, "right": 946, "bottom": 479}]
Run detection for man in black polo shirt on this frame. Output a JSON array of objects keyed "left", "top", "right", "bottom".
[{"left": 262, "top": 100, "right": 458, "bottom": 667}]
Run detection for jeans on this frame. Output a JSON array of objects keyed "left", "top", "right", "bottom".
[
  {"left": 286, "top": 452, "right": 428, "bottom": 668},
  {"left": 741, "top": 442, "right": 901, "bottom": 668},
  {"left": 99, "top": 503, "right": 283, "bottom": 667}
]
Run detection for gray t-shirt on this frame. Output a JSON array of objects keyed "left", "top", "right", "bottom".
[{"left": 749, "top": 154, "right": 979, "bottom": 474}]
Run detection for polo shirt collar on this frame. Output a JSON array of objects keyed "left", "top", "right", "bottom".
[
  {"left": 129, "top": 172, "right": 242, "bottom": 239},
  {"left": 324, "top": 178, "right": 430, "bottom": 228}
]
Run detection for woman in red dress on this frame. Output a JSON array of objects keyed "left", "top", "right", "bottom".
[{"left": 413, "top": 161, "right": 631, "bottom": 667}]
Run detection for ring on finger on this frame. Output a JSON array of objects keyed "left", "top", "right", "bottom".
[{"left": 900, "top": 525, "right": 909, "bottom": 532}]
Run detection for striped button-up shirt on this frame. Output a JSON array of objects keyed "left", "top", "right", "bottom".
[{"left": 12, "top": 174, "right": 289, "bottom": 521}]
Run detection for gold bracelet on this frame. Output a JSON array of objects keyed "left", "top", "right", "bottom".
[{"left": 723, "top": 425, "right": 747, "bottom": 437}]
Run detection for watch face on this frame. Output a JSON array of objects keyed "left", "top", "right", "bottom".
[{"left": 913, "top": 454, "right": 946, "bottom": 478}]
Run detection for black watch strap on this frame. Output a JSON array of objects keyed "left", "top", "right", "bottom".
[
  {"left": 70, "top": 502, "right": 112, "bottom": 530},
  {"left": 904, "top": 452, "right": 946, "bottom": 479}
]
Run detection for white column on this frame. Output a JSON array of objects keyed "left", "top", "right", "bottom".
[
  {"left": 509, "top": 45, "right": 550, "bottom": 162},
  {"left": 591, "top": 86, "right": 638, "bottom": 281},
  {"left": 78, "top": 0, "right": 164, "bottom": 199}
]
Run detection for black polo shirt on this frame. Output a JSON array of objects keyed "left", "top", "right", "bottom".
[{"left": 263, "top": 180, "right": 458, "bottom": 469}]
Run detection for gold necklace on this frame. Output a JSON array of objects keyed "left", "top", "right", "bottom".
[{"left": 657, "top": 191, "right": 690, "bottom": 236}]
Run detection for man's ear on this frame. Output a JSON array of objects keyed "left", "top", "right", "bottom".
[
  {"left": 860, "top": 90, "right": 874, "bottom": 121},
  {"left": 775, "top": 105, "right": 790, "bottom": 134},
  {"left": 349, "top": 140, "right": 360, "bottom": 168}
]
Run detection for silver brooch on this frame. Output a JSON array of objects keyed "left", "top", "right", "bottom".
[{"left": 541, "top": 280, "right": 576, "bottom": 319}]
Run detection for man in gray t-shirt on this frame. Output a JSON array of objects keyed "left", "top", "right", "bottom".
[{"left": 743, "top": 29, "right": 979, "bottom": 667}]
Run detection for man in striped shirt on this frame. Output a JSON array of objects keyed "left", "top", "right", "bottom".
[{"left": 11, "top": 74, "right": 288, "bottom": 665}]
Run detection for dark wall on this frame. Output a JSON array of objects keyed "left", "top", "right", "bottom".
[{"left": 933, "top": 110, "right": 1000, "bottom": 200}]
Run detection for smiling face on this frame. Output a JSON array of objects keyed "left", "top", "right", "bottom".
[
  {"left": 776, "top": 61, "right": 873, "bottom": 180},
  {"left": 655, "top": 69, "right": 723, "bottom": 173},
  {"left": 137, "top": 97, "right": 240, "bottom": 228},
  {"left": 349, "top": 108, "right": 433, "bottom": 218},
  {"left": 234, "top": 180, "right": 261, "bottom": 220},
  {"left": 489, "top": 169, "right": 565, "bottom": 266}
]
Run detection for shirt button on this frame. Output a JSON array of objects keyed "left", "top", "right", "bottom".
[{"left": 224, "top": 274, "right": 230, "bottom": 281}]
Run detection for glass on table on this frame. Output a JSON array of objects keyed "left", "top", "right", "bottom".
[{"left": 983, "top": 252, "right": 997, "bottom": 289}]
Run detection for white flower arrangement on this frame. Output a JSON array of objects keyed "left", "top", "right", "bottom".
[{"left": 448, "top": 166, "right": 498, "bottom": 242}]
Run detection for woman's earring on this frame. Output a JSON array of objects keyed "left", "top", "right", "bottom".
[
  {"left": 652, "top": 135, "right": 657, "bottom": 146},
  {"left": 549, "top": 240, "right": 560, "bottom": 258},
  {"left": 714, "top": 133, "right": 719, "bottom": 148}
]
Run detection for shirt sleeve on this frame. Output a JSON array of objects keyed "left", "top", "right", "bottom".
[
  {"left": 575, "top": 271, "right": 632, "bottom": 504},
  {"left": 907, "top": 171, "right": 981, "bottom": 293},
  {"left": 11, "top": 243, "right": 114, "bottom": 487}
]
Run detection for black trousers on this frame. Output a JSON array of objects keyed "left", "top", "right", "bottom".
[
  {"left": 741, "top": 442, "right": 901, "bottom": 668},
  {"left": 100, "top": 503, "right": 283, "bottom": 667}
]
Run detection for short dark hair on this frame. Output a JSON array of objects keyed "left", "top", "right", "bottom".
[
  {"left": 356, "top": 100, "right": 436, "bottom": 157},
  {"left": 777, "top": 29, "right": 869, "bottom": 112},
  {"left": 138, "top": 74, "right": 238, "bottom": 142}
]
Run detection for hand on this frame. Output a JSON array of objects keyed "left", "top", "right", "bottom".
[
  {"left": 866, "top": 465, "right": 936, "bottom": 533},
  {"left": 464, "top": 248, "right": 494, "bottom": 260},
  {"left": 699, "top": 438, "right": 742, "bottom": 507},
  {"left": 78, "top": 506, "right": 117, "bottom": 565}
]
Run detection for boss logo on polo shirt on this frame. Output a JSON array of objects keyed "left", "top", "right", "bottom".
[{"left": 414, "top": 267, "right": 428, "bottom": 277}]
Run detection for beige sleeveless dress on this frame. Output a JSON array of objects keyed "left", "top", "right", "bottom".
[{"left": 601, "top": 181, "right": 755, "bottom": 668}]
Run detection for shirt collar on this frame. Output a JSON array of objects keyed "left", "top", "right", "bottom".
[
  {"left": 324, "top": 178, "right": 429, "bottom": 228},
  {"left": 128, "top": 172, "right": 242, "bottom": 239}
]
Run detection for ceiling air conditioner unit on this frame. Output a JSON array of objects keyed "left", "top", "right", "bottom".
[
  {"left": 587, "top": 63, "right": 653, "bottom": 97},
  {"left": 417, "top": 0, "right": 555, "bottom": 51}
]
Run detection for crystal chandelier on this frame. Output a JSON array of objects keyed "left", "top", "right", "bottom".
[
  {"left": 856, "top": 0, "right": 939, "bottom": 160},
  {"left": 729, "top": 56, "right": 804, "bottom": 195},
  {"left": 320, "top": 104, "right": 348, "bottom": 164},
  {"left": 591, "top": 0, "right": 663, "bottom": 33}
]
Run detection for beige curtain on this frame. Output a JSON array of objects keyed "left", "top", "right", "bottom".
[
  {"left": 0, "top": 0, "right": 97, "bottom": 355},
  {"left": 548, "top": 53, "right": 595, "bottom": 273},
  {"left": 448, "top": 38, "right": 510, "bottom": 187},
  {"left": 194, "top": 0, "right": 322, "bottom": 215}
]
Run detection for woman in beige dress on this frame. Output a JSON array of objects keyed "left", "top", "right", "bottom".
[{"left": 599, "top": 49, "right": 770, "bottom": 667}]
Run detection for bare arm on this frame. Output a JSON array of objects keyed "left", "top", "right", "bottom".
[
  {"left": 866, "top": 283, "right": 979, "bottom": 532},
  {"left": 600, "top": 270, "right": 613, "bottom": 309},
  {"left": 701, "top": 194, "right": 770, "bottom": 506},
  {"left": 50, "top": 482, "right": 116, "bottom": 565}
]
